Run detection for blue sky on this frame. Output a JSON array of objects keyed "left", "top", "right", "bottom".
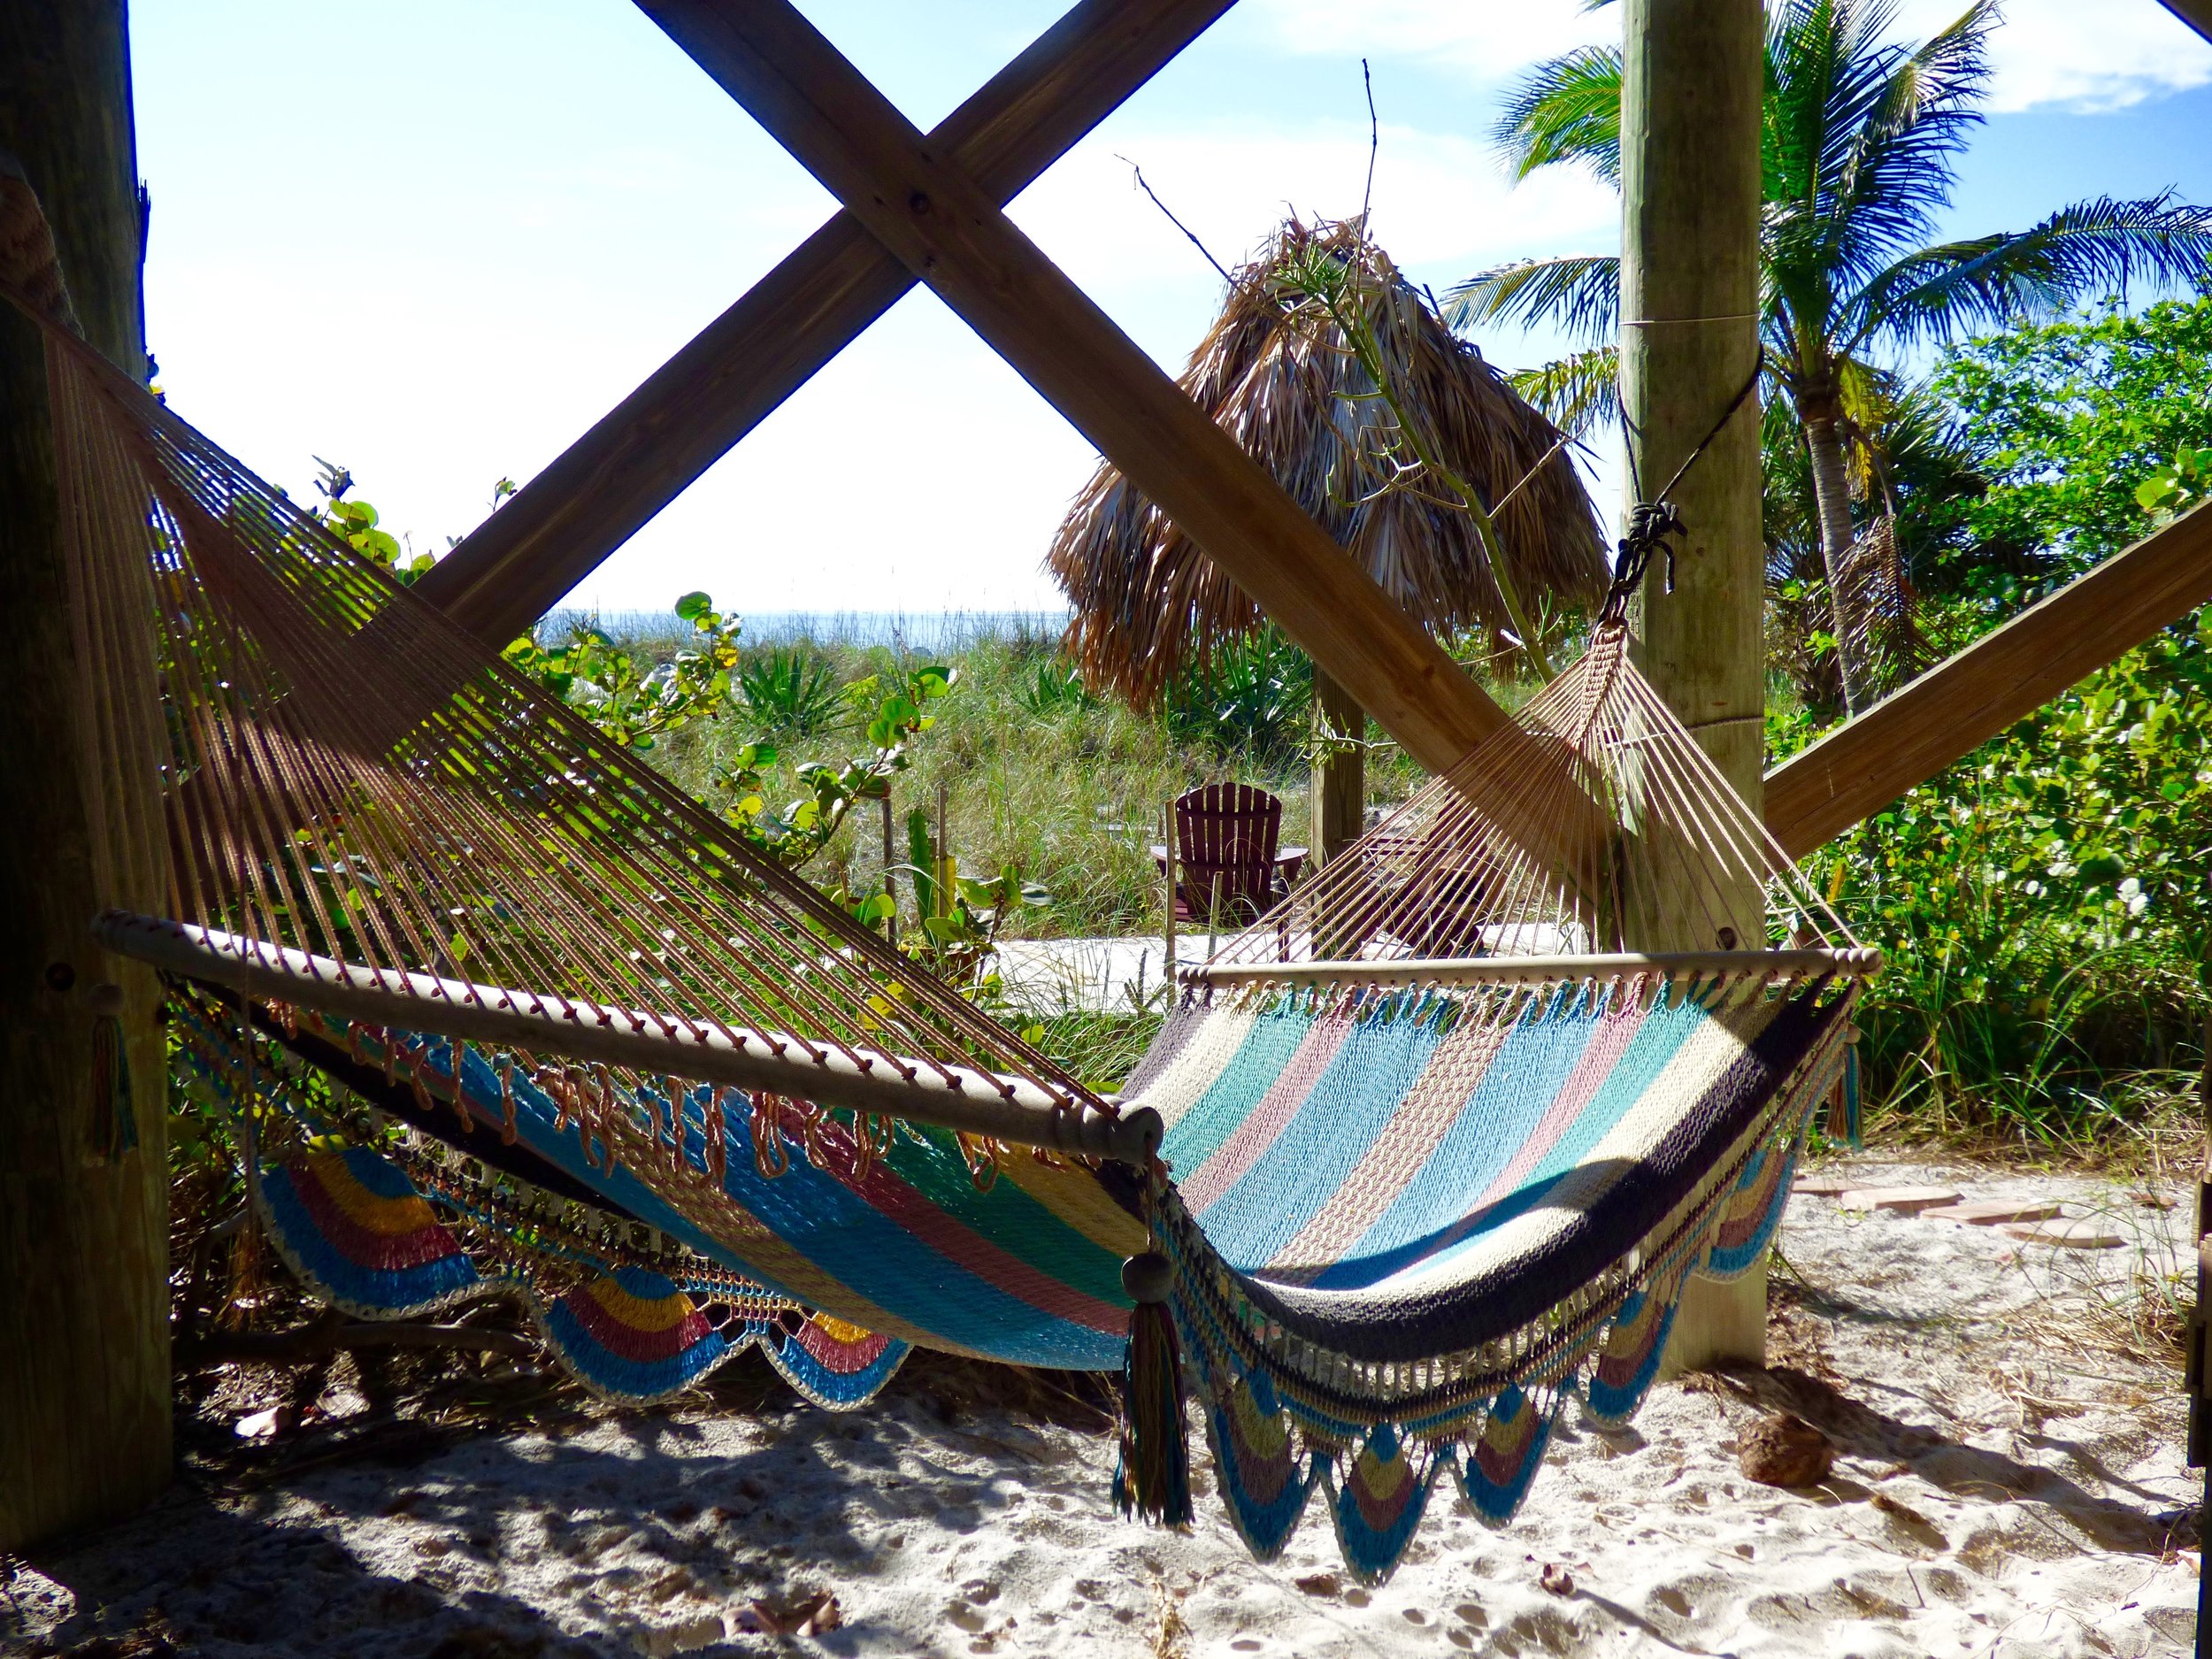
[{"left": 130, "top": 1, "right": 2212, "bottom": 616}]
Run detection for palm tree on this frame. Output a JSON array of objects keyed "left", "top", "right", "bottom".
[{"left": 1448, "top": 0, "right": 2212, "bottom": 711}]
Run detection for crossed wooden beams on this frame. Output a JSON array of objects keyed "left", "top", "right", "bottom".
[
  {"left": 420, "top": 0, "right": 2212, "bottom": 859},
  {"left": 419, "top": 0, "right": 1517, "bottom": 778}
]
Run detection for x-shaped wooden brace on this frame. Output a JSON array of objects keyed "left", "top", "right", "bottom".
[
  {"left": 411, "top": 0, "right": 2212, "bottom": 863},
  {"left": 416, "top": 0, "right": 1518, "bottom": 776}
]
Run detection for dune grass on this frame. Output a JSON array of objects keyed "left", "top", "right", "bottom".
[{"left": 645, "top": 618, "right": 1430, "bottom": 942}]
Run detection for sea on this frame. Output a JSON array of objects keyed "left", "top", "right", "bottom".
[{"left": 534, "top": 608, "right": 1072, "bottom": 655}]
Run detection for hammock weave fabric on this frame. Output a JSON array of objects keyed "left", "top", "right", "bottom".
[{"left": 7, "top": 171, "right": 1869, "bottom": 1583}]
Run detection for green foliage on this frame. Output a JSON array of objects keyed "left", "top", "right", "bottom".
[
  {"left": 710, "top": 662, "right": 955, "bottom": 877},
  {"left": 1754, "top": 296, "right": 2212, "bottom": 1139},
  {"left": 736, "top": 646, "right": 846, "bottom": 739},
  {"left": 892, "top": 804, "right": 1051, "bottom": 989},
  {"left": 1932, "top": 294, "right": 2212, "bottom": 612},
  {"left": 1023, "top": 1009, "right": 1164, "bottom": 1096},
  {"left": 503, "top": 591, "right": 741, "bottom": 751},
  {"left": 1164, "top": 626, "right": 1315, "bottom": 767},
  {"left": 1018, "top": 655, "right": 1098, "bottom": 718},
  {"left": 2137, "top": 442, "right": 2211, "bottom": 521},
  {"left": 1790, "top": 616, "right": 2212, "bottom": 1139},
  {"left": 312, "top": 457, "right": 434, "bottom": 582}
]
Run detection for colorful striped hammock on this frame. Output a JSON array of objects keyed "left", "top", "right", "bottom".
[{"left": 7, "top": 174, "right": 1870, "bottom": 1585}]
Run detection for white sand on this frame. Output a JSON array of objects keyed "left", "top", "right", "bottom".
[{"left": 7, "top": 1156, "right": 2199, "bottom": 1657}]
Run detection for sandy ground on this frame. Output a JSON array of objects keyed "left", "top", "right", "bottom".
[
  {"left": 994, "top": 935, "right": 1210, "bottom": 1016},
  {"left": 6, "top": 1156, "right": 2200, "bottom": 1658}
]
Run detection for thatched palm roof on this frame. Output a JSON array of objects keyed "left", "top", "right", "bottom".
[{"left": 1048, "top": 217, "right": 1609, "bottom": 704}]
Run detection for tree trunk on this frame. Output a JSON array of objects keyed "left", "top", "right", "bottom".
[
  {"left": 1802, "top": 404, "right": 1875, "bottom": 712},
  {"left": 1619, "top": 0, "right": 1769, "bottom": 1377},
  {"left": 1310, "top": 668, "right": 1363, "bottom": 869},
  {"left": 0, "top": 5, "right": 171, "bottom": 1550}
]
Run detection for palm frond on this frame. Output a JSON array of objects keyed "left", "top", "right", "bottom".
[
  {"left": 1763, "top": 0, "right": 1995, "bottom": 327},
  {"left": 1508, "top": 347, "right": 1620, "bottom": 442},
  {"left": 1493, "top": 45, "right": 1624, "bottom": 185},
  {"left": 1441, "top": 254, "right": 1620, "bottom": 345},
  {"left": 1818, "top": 0, "right": 1994, "bottom": 283},
  {"left": 1849, "top": 192, "right": 2212, "bottom": 349}
]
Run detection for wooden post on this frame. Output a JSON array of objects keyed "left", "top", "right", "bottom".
[
  {"left": 1616, "top": 0, "right": 1770, "bottom": 1377},
  {"left": 0, "top": 5, "right": 173, "bottom": 1548},
  {"left": 879, "top": 787, "right": 897, "bottom": 948},
  {"left": 935, "top": 780, "right": 951, "bottom": 921},
  {"left": 1310, "top": 668, "right": 1363, "bottom": 869}
]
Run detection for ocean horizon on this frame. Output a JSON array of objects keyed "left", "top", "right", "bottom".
[{"left": 536, "top": 607, "right": 1074, "bottom": 654}]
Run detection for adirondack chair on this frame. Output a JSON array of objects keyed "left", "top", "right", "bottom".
[{"left": 1152, "top": 784, "right": 1306, "bottom": 925}]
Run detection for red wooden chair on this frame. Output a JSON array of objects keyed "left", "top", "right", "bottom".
[{"left": 1154, "top": 784, "right": 1306, "bottom": 925}]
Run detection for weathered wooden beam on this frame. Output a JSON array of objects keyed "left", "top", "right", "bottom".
[
  {"left": 415, "top": 0, "right": 1235, "bottom": 647},
  {"left": 96, "top": 912, "right": 1163, "bottom": 1167},
  {"left": 634, "top": 0, "right": 1518, "bottom": 780},
  {"left": 0, "top": 9, "right": 173, "bottom": 1549},
  {"left": 1763, "top": 500, "right": 2212, "bottom": 857}
]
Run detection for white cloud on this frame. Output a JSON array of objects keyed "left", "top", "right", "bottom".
[
  {"left": 1260, "top": 0, "right": 2212, "bottom": 114},
  {"left": 1248, "top": 0, "right": 1615, "bottom": 80},
  {"left": 1899, "top": 0, "right": 2212, "bottom": 112}
]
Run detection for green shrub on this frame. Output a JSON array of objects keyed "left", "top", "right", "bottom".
[
  {"left": 735, "top": 646, "right": 845, "bottom": 739},
  {"left": 1780, "top": 615, "right": 2212, "bottom": 1141}
]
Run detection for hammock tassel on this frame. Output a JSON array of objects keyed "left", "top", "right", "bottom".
[
  {"left": 1114, "top": 1248, "right": 1192, "bottom": 1527},
  {"left": 1825, "top": 1025, "right": 1863, "bottom": 1149},
  {"left": 85, "top": 982, "right": 138, "bottom": 1164}
]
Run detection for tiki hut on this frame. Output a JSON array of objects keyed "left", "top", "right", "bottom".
[{"left": 1047, "top": 216, "right": 1609, "bottom": 864}]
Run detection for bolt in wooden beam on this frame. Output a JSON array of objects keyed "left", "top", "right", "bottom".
[{"left": 415, "top": 0, "right": 1237, "bottom": 648}]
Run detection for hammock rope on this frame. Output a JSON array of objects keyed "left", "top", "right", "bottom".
[
  {"left": 3, "top": 247, "right": 1151, "bottom": 1171},
  {"left": 7, "top": 170, "right": 1870, "bottom": 1583}
]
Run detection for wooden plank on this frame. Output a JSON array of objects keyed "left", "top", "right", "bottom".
[
  {"left": 1186, "top": 945, "right": 1880, "bottom": 988},
  {"left": 633, "top": 0, "right": 1523, "bottom": 782},
  {"left": 414, "top": 0, "right": 1237, "bottom": 646},
  {"left": 2002, "top": 1218, "right": 2126, "bottom": 1250},
  {"left": 0, "top": 6, "right": 173, "bottom": 1549},
  {"left": 95, "top": 912, "right": 1163, "bottom": 1167},
  {"left": 1763, "top": 501, "right": 2212, "bottom": 856},
  {"left": 1836, "top": 1184, "right": 1963, "bottom": 1214},
  {"left": 1921, "top": 1199, "right": 2064, "bottom": 1225}
]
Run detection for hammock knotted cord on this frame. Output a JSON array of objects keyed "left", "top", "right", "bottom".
[{"left": 7, "top": 169, "right": 1871, "bottom": 1582}]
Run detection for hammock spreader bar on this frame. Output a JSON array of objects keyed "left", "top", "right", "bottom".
[
  {"left": 96, "top": 911, "right": 1161, "bottom": 1166},
  {"left": 1186, "top": 946, "right": 1882, "bottom": 990}
]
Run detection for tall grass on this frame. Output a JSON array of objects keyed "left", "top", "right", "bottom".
[{"left": 635, "top": 618, "right": 1428, "bottom": 939}]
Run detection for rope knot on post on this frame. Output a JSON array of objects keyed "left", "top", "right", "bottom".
[{"left": 1599, "top": 501, "right": 1686, "bottom": 626}]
